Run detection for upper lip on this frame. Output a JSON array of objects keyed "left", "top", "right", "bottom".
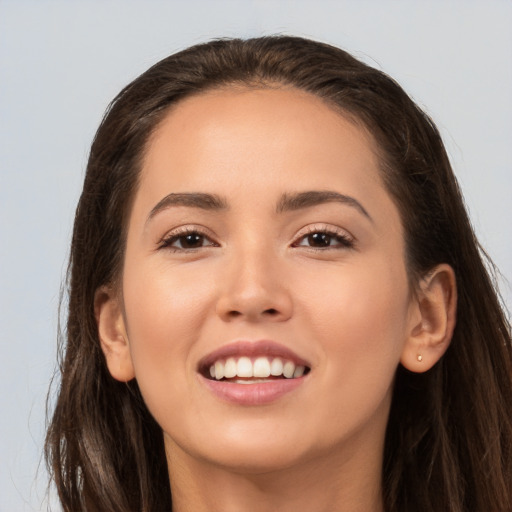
[{"left": 197, "top": 340, "right": 311, "bottom": 372}]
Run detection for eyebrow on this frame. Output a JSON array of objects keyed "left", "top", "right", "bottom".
[
  {"left": 276, "top": 190, "right": 372, "bottom": 222},
  {"left": 146, "top": 189, "right": 372, "bottom": 225},
  {"left": 146, "top": 192, "right": 228, "bottom": 224}
]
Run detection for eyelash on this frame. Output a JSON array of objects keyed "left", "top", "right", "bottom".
[
  {"left": 158, "top": 225, "right": 354, "bottom": 252},
  {"left": 291, "top": 225, "right": 354, "bottom": 250},
  {"left": 158, "top": 227, "right": 218, "bottom": 252}
]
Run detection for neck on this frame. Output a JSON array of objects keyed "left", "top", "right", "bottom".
[{"left": 166, "top": 434, "right": 385, "bottom": 512}]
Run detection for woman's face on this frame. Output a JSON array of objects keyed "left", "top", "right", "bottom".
[{"left": 116, "top": 87, "right": 419, "bottom": 472}]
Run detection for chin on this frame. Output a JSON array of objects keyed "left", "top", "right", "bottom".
[
  {"left": 205, "top": 443, "right": 311, "bottom": 475},
  {"left": 164, "top": 417, "right": 331, "bottom": 475}
]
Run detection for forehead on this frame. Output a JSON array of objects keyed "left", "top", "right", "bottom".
[{"left": 139, "top": 86, "right": 384, "bottom": 196}]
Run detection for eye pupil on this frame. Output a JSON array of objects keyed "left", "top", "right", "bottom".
[
  {"left": 182, "top": 233, "right": 203, "bottom": 248},
  {"left": 308, "top": 233, "right": 331, "bottom": 247}
]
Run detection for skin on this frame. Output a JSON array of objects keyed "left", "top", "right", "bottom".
[{"left": 96, "top": 87, "right": 456, "bottom": 512}]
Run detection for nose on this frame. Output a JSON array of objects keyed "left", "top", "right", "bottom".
[{"left": 215, "top": 249, "right": 293, "bottom": 323}]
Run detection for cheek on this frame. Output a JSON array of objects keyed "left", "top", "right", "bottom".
[
  {"left": 302, "top": 254, "right": 410, "bottom": 336},
  {"left": 297, "top": 256, "right": 411, "bottom": 407},
  {"left": 121, "top": 260, "right": 215, "bottom": 407},
  {"left": 124, "top": 258, "right": 215, "bottom": 335}
]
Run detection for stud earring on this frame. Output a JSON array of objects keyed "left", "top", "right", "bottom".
[{"left": 417, "top": 354, "right": 423, "bottom": 362}]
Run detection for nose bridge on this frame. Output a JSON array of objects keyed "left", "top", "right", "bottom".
[{"left": 216, "top": 236, "right": 292, "bottom": 322}]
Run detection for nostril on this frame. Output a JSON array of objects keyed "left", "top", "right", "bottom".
[{"left": 227, "top": 308, "right": 279, "bottom": 319}]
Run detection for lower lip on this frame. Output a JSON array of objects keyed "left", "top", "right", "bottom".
[{"left": 200, "top": 375, "right": 306, "bottom": 405}]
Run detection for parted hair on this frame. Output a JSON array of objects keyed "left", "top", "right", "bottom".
[{"left": 46, "top": 36, "right": 512, "bottom": 511}]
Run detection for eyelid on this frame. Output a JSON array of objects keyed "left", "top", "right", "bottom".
[
  {"left": 291, "top": 223, "right": 355, "bottom": 248},
  {"left": 157, "top": 224, "right": 219, "bottom": 250}
]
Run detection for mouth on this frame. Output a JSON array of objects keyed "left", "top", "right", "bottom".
[{"left": 197, "top": 341, "right": 311, "bottom": 403}]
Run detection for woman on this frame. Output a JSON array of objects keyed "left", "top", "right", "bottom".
[{"left": 45, "top": 36, "right": 512, "bottom": 511}]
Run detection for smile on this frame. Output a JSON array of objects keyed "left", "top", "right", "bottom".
[{"left": 198, "top": 340, "right": 311, "bottom": 404}]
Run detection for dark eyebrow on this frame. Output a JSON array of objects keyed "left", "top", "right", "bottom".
[
  {"left": 146, "top": 192, "right": 228, "bottom": 224},
  {"left": 276, "top": 190, "right": 372, "bottom": 222}
]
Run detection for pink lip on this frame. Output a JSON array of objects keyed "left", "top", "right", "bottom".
[
  {"left": 200, "top": 376, "right": 306, "bottom": 405},
  {"left": 197, "top": 340, "right": 311, "bottom": 406}
]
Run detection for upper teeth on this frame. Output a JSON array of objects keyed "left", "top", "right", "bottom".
[{"left": 209, "top": 356, "right": 305, "bottom": 380}]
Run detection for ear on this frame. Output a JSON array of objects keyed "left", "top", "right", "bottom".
[
  {"left": 94, "top": 285, "right": 135, "bottom": 382},
  {"left": 400, "top": 264, "right": 457, "bottom": 373}
]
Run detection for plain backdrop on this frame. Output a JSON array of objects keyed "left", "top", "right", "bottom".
[{"left": 1, "top": 1, "right": 511, "bottom": 510}]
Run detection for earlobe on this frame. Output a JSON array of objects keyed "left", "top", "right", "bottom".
[
  {"left": 400, "top": 264, "right": 457, "bottom": 373},
  {"left": 94, "top": 285, "right": 135, "bottom": 382}
]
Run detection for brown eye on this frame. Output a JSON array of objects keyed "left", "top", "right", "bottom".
[
  {"left": 161, "top": 231, "right": 217, "bottom": 250},
  {"left": 178, "top": 233, "right": 205, "bottom": 248},
  {"left": 294, "top": 230, "right": 353, "bottom": 249},
  {"left": 307, "top": 233, "right": 332, "bottom": 247}
]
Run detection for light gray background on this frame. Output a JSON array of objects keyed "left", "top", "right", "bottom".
[{"left": 1, "top": 1, "right": 511, "bottom": 510}]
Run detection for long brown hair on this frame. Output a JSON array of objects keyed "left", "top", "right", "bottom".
[{"left": 46, "top": 36, "right": 512, "bottom": 511}]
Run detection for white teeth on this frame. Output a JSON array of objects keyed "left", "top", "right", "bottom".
[
  {"left": 235, "top": 378, "right": 270, "bottom": 384},
  {"left": 293, "top": 365, "right": 305, "bottom": 378},
  {"left": 270, "top": 358, "right": 284, "bottom": 376},
  {"left": 214, "top": 361, "right": 224, "bottom": 380},
  {"left": 253, "top": 357, "right": 271, "bottom": 378},
  {"left": 237, "top": 357, "right": 253, "bottom": 377},
  {"left": 283, "top": 361, "right": 296, "bottom": 378},
  {"left": 224, "top": 357, "right": 237, "bottom": 378},
  {"left": 209, "top": 356, "right": 306, "bottom": 381}
]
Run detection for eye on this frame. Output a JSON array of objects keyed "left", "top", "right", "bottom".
[
  {"left": 292, "top": 227, "right": 354, "bottom": 249},
  {"left": 159, "top": 228, "right": 218, "bottom": 251}
]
